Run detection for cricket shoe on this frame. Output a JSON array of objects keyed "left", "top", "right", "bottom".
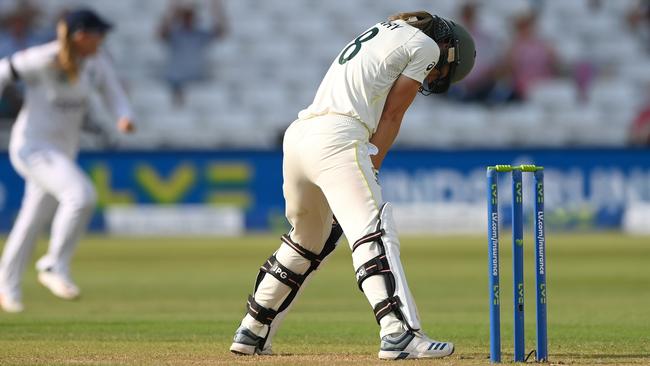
[
  {"left": 229, "top": 326, "right": 273, "bottom": 355},
  {"left": 37, "top": 270, "right": 80, "bottom": 300},
  {"left": 378, "top": 330, "right": 454, "bottom": 360},
  {"left": 0, "top": 293, "right": 24, "bottom": 313}
]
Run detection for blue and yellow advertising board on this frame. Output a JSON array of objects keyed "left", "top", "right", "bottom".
[{"left": 1, "top": 149, "right": 649, "bottom": 233}]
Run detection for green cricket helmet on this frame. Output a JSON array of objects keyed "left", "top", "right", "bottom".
[{"left": 419, "top": 14, "right": 476, "bottom": 94}]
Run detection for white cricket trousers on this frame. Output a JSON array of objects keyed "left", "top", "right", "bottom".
[
  {"left": 0, "top": 146, "right": 96, "bottom": 300},
  {"left": 242, "top": 114, "right": 404, "bottom": 337}
]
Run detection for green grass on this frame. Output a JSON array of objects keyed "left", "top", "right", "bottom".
[{"left": 1, "top": 233, "right": 649, "bottom": 365}]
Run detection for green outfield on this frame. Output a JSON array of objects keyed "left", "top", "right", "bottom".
[{"left": 0, "top": 233, "right": 648, "bottom": 365}]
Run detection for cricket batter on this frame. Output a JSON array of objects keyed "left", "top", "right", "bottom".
[
  {"left": 0, "top": 9, "right": 134, "bottom": 313},
  {"left": 230, "top": 11, "right": 475, "bottom": 359}
]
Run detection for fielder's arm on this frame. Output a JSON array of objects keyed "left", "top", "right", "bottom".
[
  {"left": 369, "top": 74, "right": 421, "bottom": 170},
  {"left": 95, "top": 53, "right": 135, "bottom": 133}
]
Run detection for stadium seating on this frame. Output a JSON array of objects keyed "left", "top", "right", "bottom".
[{"left": 2, "top": 0, "right": 648, "bottom": 149}]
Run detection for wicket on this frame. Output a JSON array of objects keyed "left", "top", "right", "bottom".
[{"left": 487, "top": 164, "right": 548, "bottom": 363}]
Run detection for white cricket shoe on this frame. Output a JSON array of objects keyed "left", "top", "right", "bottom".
[
  {"left": 0, "top": 293, "right": 24, "bottom": 313},
  {"left": 38, "top": 270, "right": 80, "bottom": 300},
  {"left": 378, "top": 330, "right": 454, "bottom": 360},
  {"left": 230, "top": 326, "right": 273, "bottom": 355}
]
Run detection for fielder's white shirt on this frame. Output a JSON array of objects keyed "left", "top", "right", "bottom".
[
  {"left": 298, "top": 20, "right": 440, "bottom": 134},
  {"left": 0, "top": 41, "right": 132, "bottom": 155}
]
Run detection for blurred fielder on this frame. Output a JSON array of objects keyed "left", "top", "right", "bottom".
[
  {"left": 230, "top": 11, "right": 475, "bottom": 359},
  {"left": 0, "top": 9, "right": 134, "bottom": 313}
]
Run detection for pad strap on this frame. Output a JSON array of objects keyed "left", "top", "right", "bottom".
[
  {"left": 373, "top": 296, "right": 404, "bottom": 324},
  {"left": 355, "top": 254, "right": 390, "bottom": 291},
  {"left": 261, "top": 255, "right": 305, "bottom": 291},
  {"left": 246, "top": 294, "right": 278, "bottom": 325},
  {"left": 321, "top": 218, "right": 343, "bottom": 259},
  {"left": 281, "top": 234, "right": 321, "bottom": 269},
  {"left": 352, "top": 229, "right": 384, "bottom": 252}
]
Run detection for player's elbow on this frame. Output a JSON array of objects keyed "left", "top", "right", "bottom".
[{"left": 379, "top": 110, "right": 406, "bottom": 127}]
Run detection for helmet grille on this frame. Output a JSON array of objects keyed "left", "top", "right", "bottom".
[{"left": 431, "top": 17, "right": 453, "bottom": 42}]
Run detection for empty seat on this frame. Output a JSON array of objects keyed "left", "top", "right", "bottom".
[
  {"left": 491, "top": 105, "right": 545, "bottom": 147},
  {"left": 184, "top": 83, "right": 230, "bottom": 112},
  {"left": 556, "top": 106, "right": 629, "bottom": 146},
  {"left": 618, "top": 58, "right": 650, "bottom": 86},
  {"left": 528, "top": 80, "right": 579, "bottom": 111},
  {"left": 128, "top": 81, "right": 173, "bottom": 112},
  {"left": 589, "top": 37, "right": 644, "bottom": 66},
  {"left": 589, "top": 80, "right": 640, "bottom": 112},
  {"left": 211, "top": 112, "right": 278, "bottom": 148},
  {"left": 553, "top": 37, "right": 585, "bottom": 66},
  {"left": 544, "top": 0, "right": 589, "bottom": 17}
]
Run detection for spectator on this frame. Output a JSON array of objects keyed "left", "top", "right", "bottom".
[
  {"left": 447, "top": 2, "right": 503, "bottom": 104},
  {"left": 0, "top": 1, "right": 44, "bottom": 57},
  {"left": 630, "top": 98, "right": 650, "bottom": 146},
  {"left": 572, "top": 0, "right": 626, "bottom": 102},
  {"left": 158, "top": 0, "right": 228, "bottom": 106},
  {"left": 627, "top": 0, "right": 650, "bottom": 51},
  {"left": 502, "top": 10, "right": 559, "bottom": 101},
  {"left": 0, "top": 1, "right": 48, "bottom": 118}
]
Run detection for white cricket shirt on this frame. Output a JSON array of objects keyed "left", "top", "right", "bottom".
[
  {"left": 298, "top": 20, "right": 440, "bottom": 134},
  {"left": 0, "top": 41, "right": 132, "bottom": 155}
]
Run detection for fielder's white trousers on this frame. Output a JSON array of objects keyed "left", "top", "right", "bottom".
[
  {"left": 242, "top": 114, "right": 404, "bottom": 337},
  {"left": 0, "top": 146, "right": 96, "bottom": 300}
]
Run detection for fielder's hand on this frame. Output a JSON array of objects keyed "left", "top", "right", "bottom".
[{"left": 117, "top": 117, "right": 135, "bottom": 134}]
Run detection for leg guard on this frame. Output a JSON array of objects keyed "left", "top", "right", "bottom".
[
  {"left": 243, "top": 219, "right": 343, "bottom": 349},
  {"left": 353, "top": 203, "right": 422, "bottom": 331}
]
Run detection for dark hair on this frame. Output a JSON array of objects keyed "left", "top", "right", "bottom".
[
  {"left": 63, "top": 8, "right": 112, "bottom": 34},
  {"left": 388, "top": 11, "right": 435, "bottom": 34}
]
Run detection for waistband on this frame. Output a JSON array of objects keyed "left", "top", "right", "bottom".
[{"left": 295, "top": 113, "right": 371, "bottom": 139}]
